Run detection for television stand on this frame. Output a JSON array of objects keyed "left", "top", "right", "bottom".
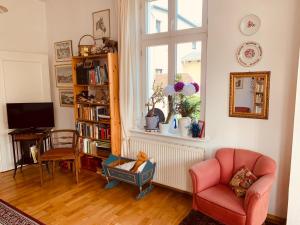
[{"left": 8, "top": 127, "right": 52, "bottom": 178}]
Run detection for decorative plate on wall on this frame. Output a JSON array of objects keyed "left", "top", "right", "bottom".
[
  {"left": 239, "top": 14, "right": 261, "bottom": 36},
  {"left": 236, "top": 42, "right": 263, "bottom": 67}
]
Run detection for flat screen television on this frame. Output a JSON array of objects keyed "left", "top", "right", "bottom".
[{"left": 6, "top": 102, "right": 55, "bottom": 129}]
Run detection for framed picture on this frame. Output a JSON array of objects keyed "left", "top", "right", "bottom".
[
  {"left": 235, "top": 78, "right": 243, "bottom": 89},
  {"left": 55, "top": 64, "right": 73, "bottom": 87},
  {"left": 54, "top": 40, "right": 73, "bottom": 62},
  {"left": 59, "top": 89, "right": 74, "bottom": 107},
  {"left": 93, "top": 9, "right": 110, "bottom": 40},
  {"left": 198, "top": 120, "right": 205, "bottom": 138}
]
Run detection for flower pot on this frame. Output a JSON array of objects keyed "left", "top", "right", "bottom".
[
  {"left": 145, "top": 115, "right": 159, "bottom": 130},
  {"left": 178, "top": 117, "right": 191, "bottom": 137},
  {"left": 159, "top": 123, "right": 170, "bottom": 134}
]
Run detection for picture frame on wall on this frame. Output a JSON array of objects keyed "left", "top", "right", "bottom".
[
  {"left": 59, "top": 89, "right": 74, "bottom": 107},
  {"left": 54, "top": 40, "right": 73, "bottom": 62},
  {"left": 93, "top": 9, "right": 110, "bottom": 40},
  {"left": 55, "top": 64, "right": 73, "bottom": 87},
  {"left": 235, "top": 78, "right": 243, "bottom": 89}
]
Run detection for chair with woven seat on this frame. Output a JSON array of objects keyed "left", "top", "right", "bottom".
[
  {"left": 189, "top": 148, "right": 276, "bottom": 225},
  {"left": 38, "top": 129, "right": 79, "bottom": 185}
]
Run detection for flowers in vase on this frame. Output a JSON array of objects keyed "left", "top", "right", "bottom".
[{"left": 163, "top": 82, "right": 200, "bottom": 119}]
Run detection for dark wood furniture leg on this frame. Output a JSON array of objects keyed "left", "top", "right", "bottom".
[{"left": 12, "top": 136, "right": 17, "bottom": 178}]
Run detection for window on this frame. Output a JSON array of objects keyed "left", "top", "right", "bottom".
[
  {"left": 156, "top": 20, "right": 162, "bottom": 33},
  {"left": 142, "top": 0, "right": 207, "bottom": 121}
]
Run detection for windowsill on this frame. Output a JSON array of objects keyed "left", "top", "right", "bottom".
[{"left": 129, "top": 128, "right": 208, "bottom": 144}]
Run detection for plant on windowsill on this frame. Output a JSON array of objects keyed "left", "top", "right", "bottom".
[
  {"left": 163, "top": 81, "right": 200, "bottom": 137},
  {"left": 145, "top": 83, "right": 165, "bottom": 130}
]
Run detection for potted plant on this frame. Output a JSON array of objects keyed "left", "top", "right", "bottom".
[
  {"left": 172, "top": 82, "right": 200, "bottom": 137},
  {"left": 145, "top": 83, "right": 165, "bottom": 130},
  {"left": 162, "top": 82, "right": 200, "bottom": 136}
]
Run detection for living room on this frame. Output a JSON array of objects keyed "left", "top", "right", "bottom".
[{"left": 0, "top": 0, "right": 299, "bottom": 225}]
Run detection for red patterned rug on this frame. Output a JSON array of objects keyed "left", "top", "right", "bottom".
[{"left": 0, "top": 199, "right": 44, "bottom": 225}]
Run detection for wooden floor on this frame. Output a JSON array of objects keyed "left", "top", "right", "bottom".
[{"left": 0, "top": 165, "right": 192, "bottom": 225}]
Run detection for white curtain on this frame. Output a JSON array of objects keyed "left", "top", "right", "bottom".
[{"left": 116, "top": 0, "right": 141, "bottom": 156}]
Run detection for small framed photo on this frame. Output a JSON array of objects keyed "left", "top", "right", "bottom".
[
  {"left": 59, "top": 89, "right": 74, "bottom": 107},
  {"left": 235, "top": 78, "right": 243, "bottom": 89},
  {"left": 55, "top": 64, "right": 73, "bottom": 87},
  {"left": 93, "top": 9, "right": 110, "bottom": 40},
  {"left": 198, "top": 120, "right": 205, "bottom": 138},
  {"left": 54, "top": 40, "right": 73, "bottom": 62}
]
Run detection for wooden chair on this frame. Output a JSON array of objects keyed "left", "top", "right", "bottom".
[{"left": 37, "top": 129, "right": 79, "bottom": 185}]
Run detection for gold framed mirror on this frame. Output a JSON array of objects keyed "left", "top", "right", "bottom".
[{"left": 229, "top": 71, "right": 270, "bottom": 119}]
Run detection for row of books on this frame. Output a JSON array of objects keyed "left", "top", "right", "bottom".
[
  {"left": 76, "top": 122, "right": 111, "bottom": 140},
  {"left": 76, "top": 62, "right": 108, "bottom": 85},
  {"left": 80, "top": 139, "right": 111, "bottom": 155},
  {"left": 77, "top": 105, "right": 110, "bottom": 121},
  {"left": 255, "top": 83, "right": 264, "bottom": 93}
]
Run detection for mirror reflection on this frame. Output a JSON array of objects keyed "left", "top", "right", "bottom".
[{"left": 229, "top": 72, "right": 270, "bottom": 119}]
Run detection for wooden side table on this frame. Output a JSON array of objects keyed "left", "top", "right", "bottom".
[{"left": 8, "top": 128, "right": 52, "bottom": 178}]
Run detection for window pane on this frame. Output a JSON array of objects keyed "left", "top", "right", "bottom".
[
  {"left": 146, "top": 0, "right": 168, "bottom": 34},
  {"left": 147, "top": 45, "right": 168, "bottom": 118},
  {"left": 176, "top": 0, "right": 203, "bottom": 30},
  {"left": 176, "top": 41, "right": 202, "bottom": 120}
]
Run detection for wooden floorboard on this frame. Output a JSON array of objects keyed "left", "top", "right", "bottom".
[{"left": 0, "top": 166, "right": 192, "bottom": 225}]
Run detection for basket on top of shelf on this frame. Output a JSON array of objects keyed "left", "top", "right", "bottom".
[{"left": 78, "top": 34, "right": 96, "bottom": 57}]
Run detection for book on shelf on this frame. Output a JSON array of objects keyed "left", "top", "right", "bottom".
[
  {"left": 76, "top": 122, "right": 111, "bottom": 140},
  {"left": 80, "top": 138, "right": 111, "bottom": 155},
  {"left": 76, "top": 60, "right": 109, "bottom": 85},
  {"left": 77, "top": 104, "right": 110, "bottom": 121}
]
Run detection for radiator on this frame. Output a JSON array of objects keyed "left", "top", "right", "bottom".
[{"left": 127, "top": 136, "right": 205, "bottom": 192}]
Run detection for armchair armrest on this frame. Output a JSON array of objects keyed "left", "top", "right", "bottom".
[
  {"left": 244, "top": 173, "right": 275, "bottom": 225},
  {"left": 245, "top": 174, "right": 275, "bottom": 207},
  {"left": 189, "top": 158, "right": 221, "bottom": 194}
]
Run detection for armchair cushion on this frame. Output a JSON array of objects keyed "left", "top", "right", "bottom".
[
  {"left": 230, "top": 166, "right": 258, "bottom": 197},
  {"left": 195, "top": 184, "right": 246, "bottom": 225}
]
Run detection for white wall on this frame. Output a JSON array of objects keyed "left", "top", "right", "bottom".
[
  {"left": 235, "top": 77, "right": 253, "bottom": 111},
  {"left": 286, "top": 51, "right": 300, "bottom": 225},
  {"left": 0, "top": 0, "right": 50, "bottom": 172},
  {"left": 0, "top": 51, "right": 51, "bottom": 172},
  {"left": 45, "top": 0, "right": 117, "bottom": 129},
  {"left": 206, "top": 0, "right": 300, "bottom": 217},
  {"left": 0, "top": 0, "right": 47, "bottom": 53}
]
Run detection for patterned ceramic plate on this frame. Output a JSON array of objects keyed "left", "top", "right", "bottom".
[
  {"left": 240, "top": 14, "right": 261, "bottom": 36},
  {"left": 236, "top": 42, "right": 262, "bottom": 67}
]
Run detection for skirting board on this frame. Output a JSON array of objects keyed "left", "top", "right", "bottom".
[{"left": 266, "top": 214, "right": 286, "bottom": 225}]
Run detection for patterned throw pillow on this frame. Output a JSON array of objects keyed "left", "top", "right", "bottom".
[{"left": 229, "top": 166, "right": 258, "bottom": 197}]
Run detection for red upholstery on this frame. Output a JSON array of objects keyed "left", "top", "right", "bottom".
[{"left": 190, "top": 148, "right": 276, "bottom": 225}]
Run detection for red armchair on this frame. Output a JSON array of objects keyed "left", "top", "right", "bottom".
[{"left": 189, "top": 148, "right": 276, "bottom": 225}]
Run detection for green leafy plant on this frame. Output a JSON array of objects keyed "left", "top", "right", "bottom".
[{"left": 175, "top": 94, "right": 200, "bottom": 119}]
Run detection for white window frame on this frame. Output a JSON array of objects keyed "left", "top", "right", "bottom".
[{"left": 140, "top": 0, "right": 208, "bottom": 121}]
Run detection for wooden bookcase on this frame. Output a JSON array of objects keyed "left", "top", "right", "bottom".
[
  {"left": 72, "top": 53, "right": 121, "bottom": 165},
  {"left": 253, "top": 77, "right": 265, "bottom": 114}
]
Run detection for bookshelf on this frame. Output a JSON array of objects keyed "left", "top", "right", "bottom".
[
  {"left": 72, "top": 53, "right": 121, "bottom": 167},
  {"left": 253, "top": 77, "right": 265, "bottom": 114}
]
